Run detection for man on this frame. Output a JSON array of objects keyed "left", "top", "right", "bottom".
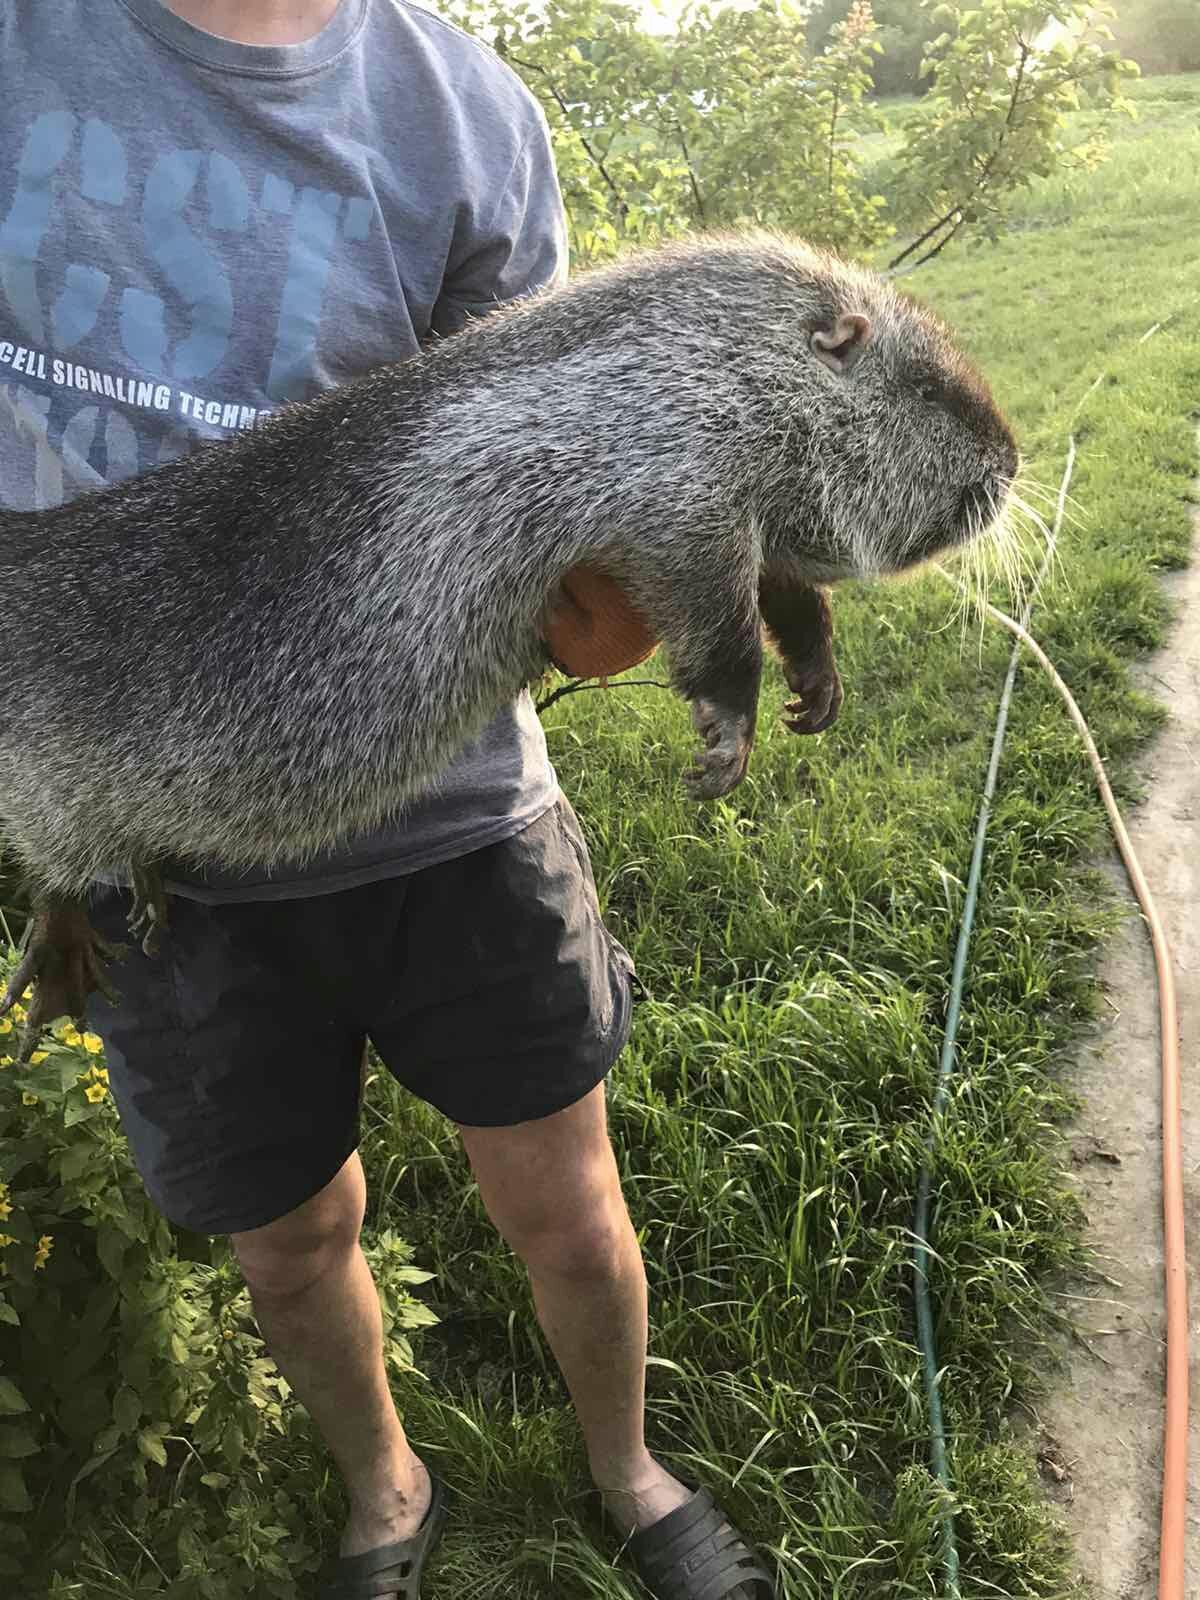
[{"left": 0, "top": 3, "right": 772, "bottom": 1595}]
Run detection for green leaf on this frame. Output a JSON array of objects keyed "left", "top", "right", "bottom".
[
  {"left": 113, "top": 1386, "right": 141, "bottom": 1432},
  {"left": 386, "top": 1268, "right": 435, "bottom": 1286},
  {"left": 222, "top": 1422, "right": 245, "bottom": 1470},
  {"left": 63, "top": 1095, "right": 103, "bottom": 1128},
  {"left": 95, "top": 1221, "right": 127, "bottom": 1281},
  {"left": 0, "top": 1426, "right": 37, "bottom": 1459},
  {"left": 64, "top": 1446, "right": 120, "bottom": 1520},
  {"left": 0, "top": 1139, "right": 43, "bottom": 1185},
  {"left": 0, "top": 1379, "right": 29, "bottom": 1416},
  {"left": 136, "top": 1428, "right": 167, "bottom": 1467},
  {"left": 57, "top": 1141, "right": 96, "bottom": 1182},
  {"left": 200, "top": 1471, "right": 230, "bottom": 1490},
  {"left": 0, "top": 1301, "right": 18, "bottom": 1328},
  {"left": 395, "top": 1303, "right": 440, "bottom": 1330},
  {"left": 0, "top": 1464, "right": 30, "bottom": 1512}
]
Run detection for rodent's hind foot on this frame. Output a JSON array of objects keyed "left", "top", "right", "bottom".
[
  {"left": 0, "top": 895, "right": 124, "bottom": 1063},
  {"left": 128, "top": 862, "right": 169, "bottom": 958},
  {"left": 685, "top": 701, "right": 755, "bottom": 801}
]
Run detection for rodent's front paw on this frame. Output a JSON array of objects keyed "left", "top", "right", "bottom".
[
  {"left": 782, "top": 663, "right": 843, "bottom": 735},
  {"left": 685, "top": 701, "right": 754, "bottom": 800}
]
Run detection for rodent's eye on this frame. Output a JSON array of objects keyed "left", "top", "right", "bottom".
[{"left": 917, "top": 378, "right": 944, "bottom": 406}]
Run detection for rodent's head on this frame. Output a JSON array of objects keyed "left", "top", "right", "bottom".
[{"left": 722, "top": 239, "right": 1020, "bottom": 580}]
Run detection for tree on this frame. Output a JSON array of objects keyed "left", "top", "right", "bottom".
[
  {"left": 438, "top": 0, "right": 890, "bottom": 263},
  {"left": 887, "top": 0, "right": 1138, "bottom": 271},
  {"left": 437, "top": 0, "right": 1138, "bottom": 274},
  {"left": 665, "top": 0, "right": 889, "bottom": 248}
]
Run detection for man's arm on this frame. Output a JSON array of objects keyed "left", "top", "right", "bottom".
[
  {"left": 430, "top": 110, "right": 568, "bottom": 339},
  {"left": 758, "top": 571, "right": 844, "bottom": 735}
]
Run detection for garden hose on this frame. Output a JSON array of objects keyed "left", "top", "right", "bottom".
[
  {"left": 979, "top": 599, "right": 1187, "bottom": 1600},
  {"left": 913, "top": 440, "right": 1075, "bottom": 1595},
  {"left": 919, "top": 438, "right": 1188, "bottom": 1599}
]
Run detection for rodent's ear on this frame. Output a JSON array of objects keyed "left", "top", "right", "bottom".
[{"left": 811, "top": 313, "right": 872, "bottom": 375}]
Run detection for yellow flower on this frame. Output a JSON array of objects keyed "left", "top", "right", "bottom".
[
  {"left": 33, "top": 1235, "right": 53, "bottom": 1270},
  {"left": 84, "top": 1081, "right": 107, "bottom": 1104},
  {"left": 83, "top": 1033, "right": 103, "bottom": 1055},
  {"left": 29, "top": 1051, "right": 47, "bottom": 1065},
  {"left": 0, "top": 1019, "right": 11, "bottom": 1035},
  {"left": 0, "top": 1235, "right": 14, "bottom": 1249},
  {"left": 94, "top": 1067, "right": 109, "bottom": 1083},
  {"left": 21, "top": 1091, "right": 38, "bottom": 1106},
  {"left": 61, "top": 1025, "right": 82, "bottom": 1048},
  {"left": 11, "top": 1005, "right": 25, "bottom": 1024},
  {"left": 0, "top": 1200, "right": 10, "bottom": 1224},
  {"left": 20, "top": 988, "right": 31, "bottom": 1003},
  {"left": 0, "top": 1056, "right": 12, "bottom": 1068}
]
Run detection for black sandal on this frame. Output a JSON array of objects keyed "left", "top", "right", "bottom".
[
  {"left": 317, "top": 1475, "right": 447, "bottom": 1598},
  {"left": 624, "top": 1482, "right": 775, "bottom": 1599}
]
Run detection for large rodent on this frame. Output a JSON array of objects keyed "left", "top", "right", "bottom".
[{"left": 0, "top": 230, "right": 1016, "bottom": 1030}]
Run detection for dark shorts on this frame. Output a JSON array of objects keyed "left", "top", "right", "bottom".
[{"left": 85, "top": 797, "right": 636, "bottom": 1237}]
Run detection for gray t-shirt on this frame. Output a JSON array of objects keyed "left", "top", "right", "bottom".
[{"left": 0, "top": 0, "right": 568, "bottom": 901}]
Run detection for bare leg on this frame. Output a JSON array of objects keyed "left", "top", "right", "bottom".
[
  {"left": 462, "top": 1088, "right": 760, "bottom": 1596},
  {"left": 461, "top": 1087, "right": 693, "bottom": 1532},
  {"left": 231, "top": 1154, "right": 430, "bottom": 1600}
]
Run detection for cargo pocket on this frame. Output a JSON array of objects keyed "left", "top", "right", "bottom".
[
  {"left": 553, "top": 797, "right": 647, "bottom": 1009},
  {"left": 605, "top": 930, "right": 646, "bottom": 1004}
]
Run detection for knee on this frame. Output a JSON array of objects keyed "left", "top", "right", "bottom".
[
  {"left": 231, "top": 1155, "right": 365, "bottom": 1301},
  {"left": 498, "top": 1196, "right": 634, "bottom": 1284}
]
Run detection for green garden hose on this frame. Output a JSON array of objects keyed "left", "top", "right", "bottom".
[{"left": 913, "top": 441, "right": 1076, "bottom": 1594}]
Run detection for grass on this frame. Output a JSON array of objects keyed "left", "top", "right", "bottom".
[{"left": 39, "top": 73, "right": 1200, "bottom": 1600}]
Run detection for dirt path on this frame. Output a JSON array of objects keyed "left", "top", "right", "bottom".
[{"left": 1035, "top": 505, "right": 1200, "bottom": 1596}]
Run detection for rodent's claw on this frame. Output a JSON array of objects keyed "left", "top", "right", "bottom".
[
  {"left": 782, "top": 666, "right": 843, "bottom": 735},
  {"left": 128, "top": 862, "right": 169, "bottom": 958},
  {"left": 685, "top": 701, "right": 754, "bottom": 800}
]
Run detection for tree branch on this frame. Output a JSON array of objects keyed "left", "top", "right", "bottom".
[
  {"left": 887, "top": 201, "right": 962, "bottom": 271},
  {"left": 888, "top": 33, "right": 1032, "bottom": 273},
  {"left": 827, "top": 81, "right": 841, "bottom": 206},
  {"left": 507, "top": 52, "right": 629, "bottom": 218},
  {"left": 676, "top": 122, "right": 707, "bottom": 224}
]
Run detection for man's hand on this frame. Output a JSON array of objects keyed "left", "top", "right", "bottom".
[{"left": 543, "top": 565, "right": 659, "bottom": 680}]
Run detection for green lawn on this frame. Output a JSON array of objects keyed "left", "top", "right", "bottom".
[{"left": 17, "top": 73, "right": 1200, "bottom": 1600}]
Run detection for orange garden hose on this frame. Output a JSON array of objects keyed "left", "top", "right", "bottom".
[{"left": 981, "top": 599, "right": 1188, "bottom": 1600}]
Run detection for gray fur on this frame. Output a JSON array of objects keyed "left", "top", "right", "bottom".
[{"left": 0, "top": 230, "right": 1017, "bottom": 896}]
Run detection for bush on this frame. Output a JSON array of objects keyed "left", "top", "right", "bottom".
[{"left": 0, "top": 950, "right": 435, "bottom": 1595}]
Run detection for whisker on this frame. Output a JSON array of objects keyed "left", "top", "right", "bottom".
[{"left": 1013, "top": 477, "right": 1087, "bottom": 522}]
